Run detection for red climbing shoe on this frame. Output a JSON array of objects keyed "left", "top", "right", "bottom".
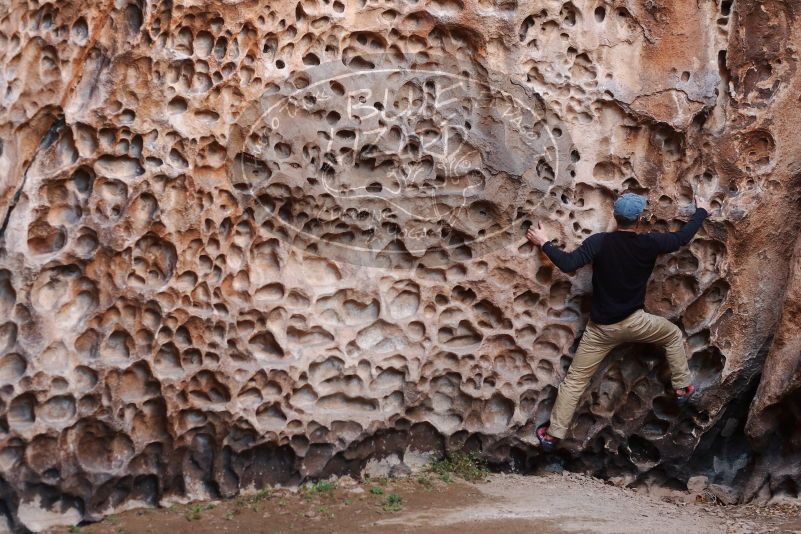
[
  {"left": 537, "top": 423, "right": 559, "bottom": 452},
  {"left": 675, "top": 384, "right": 696, "bottom": 405}
]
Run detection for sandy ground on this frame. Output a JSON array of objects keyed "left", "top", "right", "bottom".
[{"left": 52, "top": 473, "right": 801, "bottom": 534}]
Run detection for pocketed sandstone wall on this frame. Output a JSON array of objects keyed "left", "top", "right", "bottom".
[{"left": 0, "top": 0, "right": 798, "bottom": 529}]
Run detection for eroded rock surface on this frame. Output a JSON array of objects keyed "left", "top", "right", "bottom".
[{"left": 0, "top": 0, "right": 799, "bottom": 529}]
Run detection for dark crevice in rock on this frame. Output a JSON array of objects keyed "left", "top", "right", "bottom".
[
  {"left": 684, "top": 371, "right": 762, "bottom": 501},
  {"left": 0, "top": 113, "right": 66, "bottom": 241}
]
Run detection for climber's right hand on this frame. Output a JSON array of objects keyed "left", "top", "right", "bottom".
[{"left": 694, "top": 195, "right": 712, "bottom": 213}]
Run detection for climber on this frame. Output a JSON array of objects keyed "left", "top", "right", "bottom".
[{"left": 525, "top": 192, "right": 711, "bottom": 452}]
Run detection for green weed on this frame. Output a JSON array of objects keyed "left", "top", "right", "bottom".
[
  {"left": 184, "top": 503, "right": 215, "bottom": 521},
  {"left": 382, "top": 493, "right": 403, "bottom": 512},
  {"left": 302, "top": 479, "right": 337, "bottom": 499},
  {"left": 429, "top": 451, "right": 488, "bottom": 482},
  {"left": 242, "top": 488, "right": 271, "bottom": 505},
  {"left": 234, "top": 488, "right": 272, "bottom": 512}
]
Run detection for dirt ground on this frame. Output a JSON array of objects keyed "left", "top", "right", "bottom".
[{"left": 52, "top": 472, "right": 801, "bottom": 534}]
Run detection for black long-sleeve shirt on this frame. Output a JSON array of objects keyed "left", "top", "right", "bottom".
[{"left": 542, "top": 208, "right": 708, "bottom": 324}]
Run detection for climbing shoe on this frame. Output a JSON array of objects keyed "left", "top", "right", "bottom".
[
  {"left": 537, "top": 422, "right": 560, "bottom": 452},
  {"left": 675, "top": 384, "right": 696, "bottom": 405}
]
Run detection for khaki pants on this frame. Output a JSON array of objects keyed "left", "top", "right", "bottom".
[{"left": 548, "top": 309, "right": 692, "bottom": 439}]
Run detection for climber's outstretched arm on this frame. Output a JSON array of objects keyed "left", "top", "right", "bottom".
[
  {"left": 648, "top": 195, "right": 711, "bottom": 253},
  {"left": 647, "top": 208, "right": 708, "bottom": 253},
  {"left": 526, "top": 222, "right": 603, "bottom": 274}
]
